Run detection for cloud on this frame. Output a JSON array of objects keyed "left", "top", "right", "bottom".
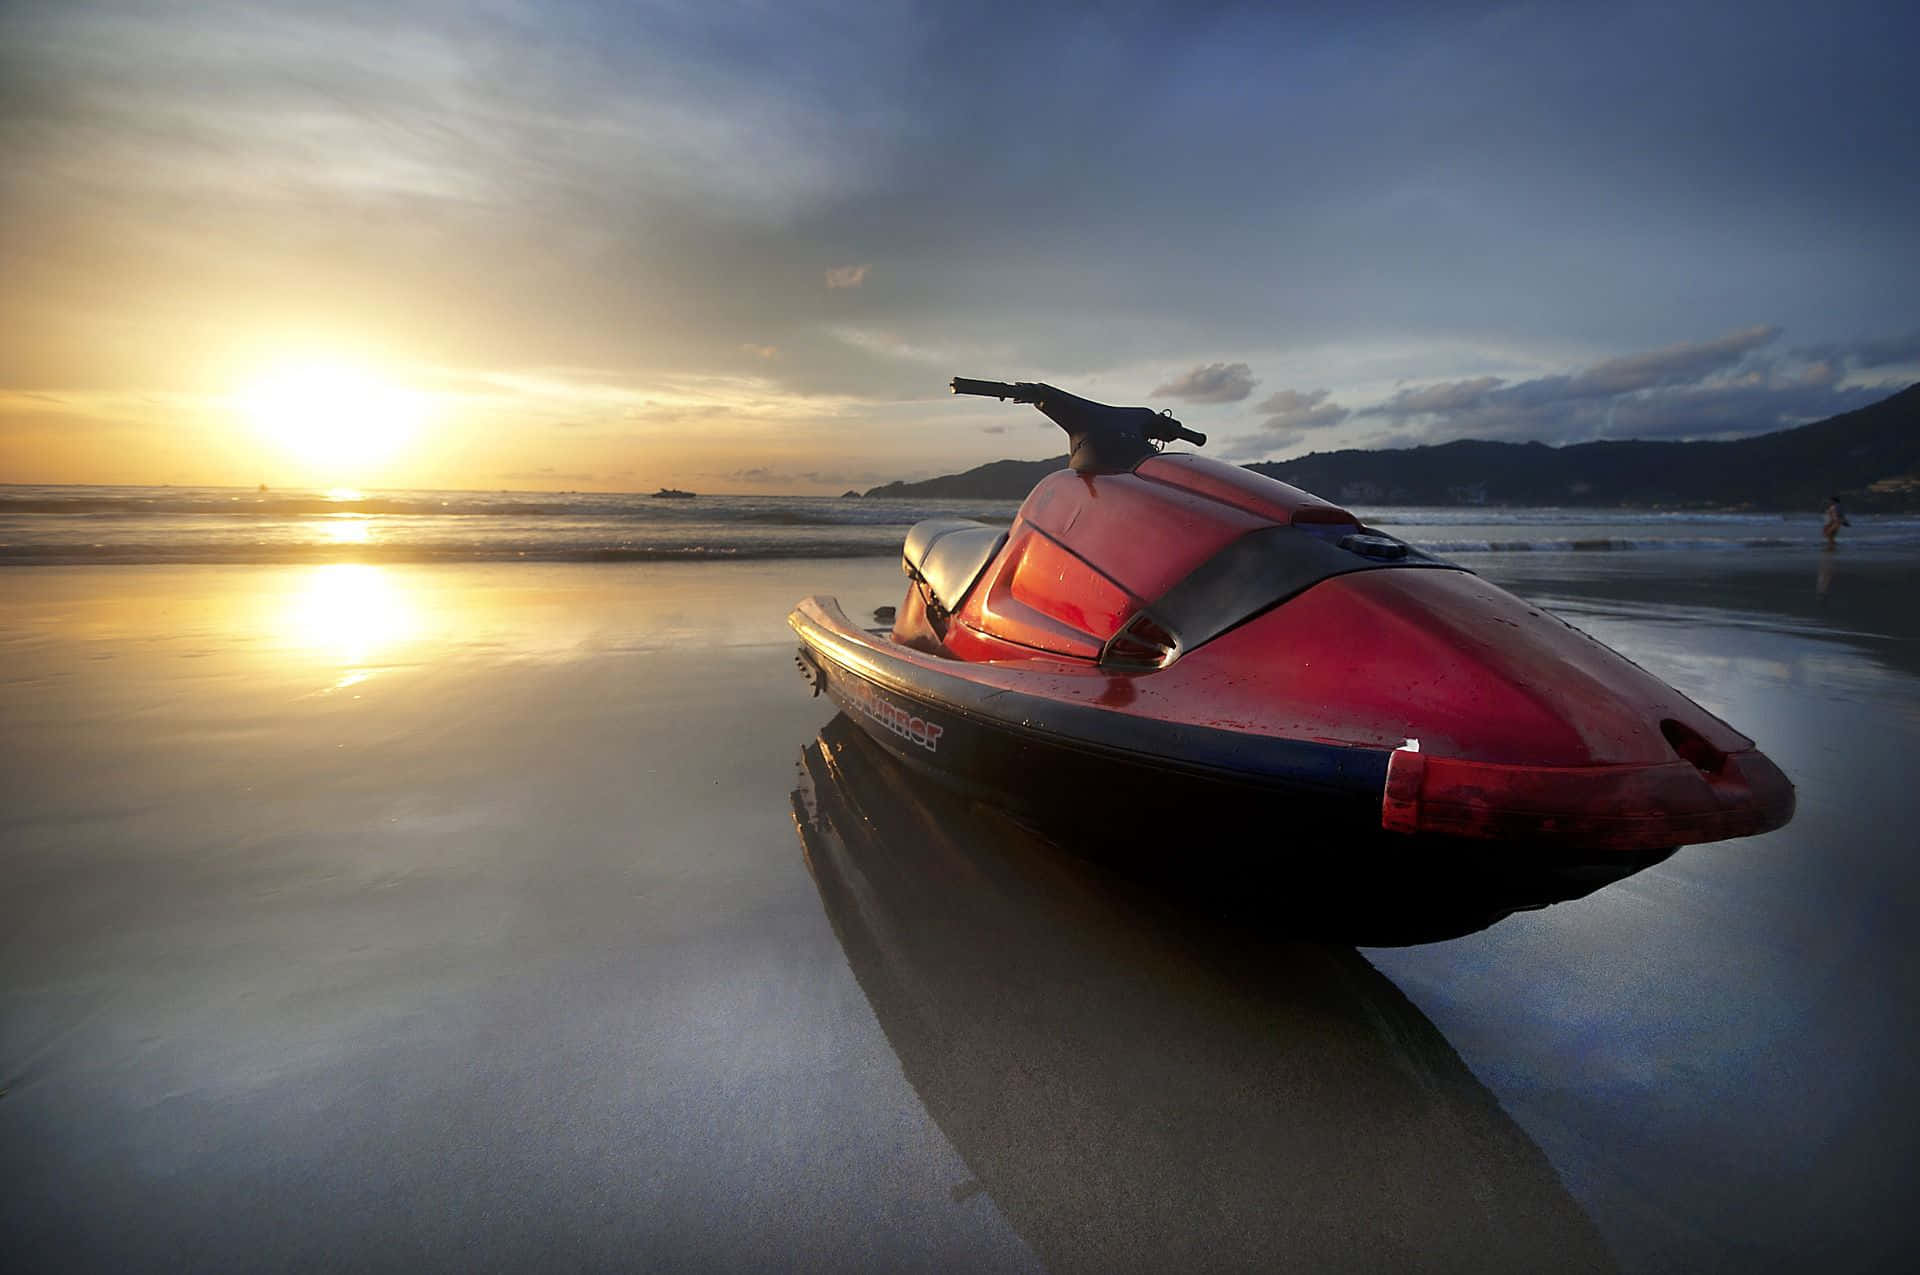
[
  {"left": 1381, "top": 376, "right": 1505, "bottom": 416},
  {"left": 1577, "top": 379, "right": 1888, "bottom": 440},
  {"left": 1790, "top": 359, "right": 1842, "bottom": 388},
  {"left": 828, "top": 325, "right": 947, "bottom": 364},
  {"left": 1151, "top": 361, "right": 1257, "bottom": 403},
  {"left": 1361, "top": 326, "right": 1899, "bottom": 446},
  {"left": 1254, "top": 388, "right": 1349, "bottom": 432},
  {"left": 1560, "top": 324, "right": 1780, "bottom": 397},
  {"left": 740, "top": 344, "right": 779, "bottom": 359},
  {"left": 4, "top": 0, "right": 1917, "bottom": 486}
]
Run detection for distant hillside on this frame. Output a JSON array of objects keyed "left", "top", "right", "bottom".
[
  {"left": 1251, "top": 383, "right": 1920, "bottom": 510},
  {"left": 866, "top": 383, "right": 1920, "bottom": 509},
  {"left": 864, "top": 455, "right": 1067, "bottom": 500}
]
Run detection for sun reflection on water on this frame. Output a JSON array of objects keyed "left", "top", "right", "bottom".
[
  {"left": 280, "top": 563, "right": 422, "bottom": 673},
  {"left": 324, "top": 516, "right": 372, "bottom": 545}
]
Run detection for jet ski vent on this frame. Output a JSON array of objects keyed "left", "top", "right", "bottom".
[
  {"left": 1100, "top": 612, "right": 1179, "bottom": 671},
  {"left": 1660, "top": 718, "right": 1728, "bottom": 774},
  {"left": 1338, "top": 533, "right": 1409, "bottom": 560}
]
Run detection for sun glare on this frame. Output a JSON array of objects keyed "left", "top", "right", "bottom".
[
  {"left": 280, "top": 563, "right": 421, "bottom": 668},
  {"left": 324, "top": 516, "right": 371, "bottom": 545},
  {"left": 236, "top": 362, "right": 425, "bottom": 472}
]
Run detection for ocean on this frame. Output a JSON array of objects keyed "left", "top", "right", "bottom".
[{"left": 4, "top": 483, "right": 1916, "bottom": 564}]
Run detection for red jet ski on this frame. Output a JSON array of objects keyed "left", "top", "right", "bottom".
[{"left": 790, "top": 378, "right": 1793, "bottom": 885}]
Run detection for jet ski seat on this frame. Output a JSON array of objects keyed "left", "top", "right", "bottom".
[{"left": 902, "top": 518, "right": 1007, "bottom": 615}]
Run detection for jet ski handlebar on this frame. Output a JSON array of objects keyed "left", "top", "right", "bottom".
[
  {"left": 949, "top": 377, "right": 1207, "bottom": 456},
  {"left": 950, "top": 377, "right": 1043, "bottom": 403}
]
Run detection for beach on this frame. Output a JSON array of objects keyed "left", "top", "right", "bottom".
[
  {"left": 9, "top": 0, "right": 1918, "bottom": 1264},
  {"left": 3, "top": 546, "right": 1917, "bottom": 1271}
]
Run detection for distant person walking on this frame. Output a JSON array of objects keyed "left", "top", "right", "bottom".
[{"left": 1822, "top": 495, "right": 1850, "bottom": 548}]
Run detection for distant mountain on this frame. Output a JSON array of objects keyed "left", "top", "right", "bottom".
[
  {"left": 865, "top": 455, "right": 1068, "bottom": 500},
  {"left": 865, "top": 383, "right": 1920, "bottom": 510},
  {"left": 1250, "top": 383, "right": 1920, "bottom": 510}
]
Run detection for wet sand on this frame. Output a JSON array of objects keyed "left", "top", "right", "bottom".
[
  {"left": 2, "top": 551, "right": 1917, "bottom": 1270},
  {"left": 1368, "top": 550, "right": 1920, "bottom": 1272}
]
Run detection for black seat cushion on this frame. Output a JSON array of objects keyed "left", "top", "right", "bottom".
[{"left": 902, "top": 519, "right": 1008, "bottom": 614}]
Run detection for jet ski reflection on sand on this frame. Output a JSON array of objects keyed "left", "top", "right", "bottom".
[
  {"left": 790, "top": 378, "right": 1794, "bottom": 897},
  {"left": 791, "top": 717, "right": 1614, "bottom": 1272}
]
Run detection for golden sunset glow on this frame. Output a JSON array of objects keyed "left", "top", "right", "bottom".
[
  {"left": 234, "top": 363, "right": 426, "bottom": 473},
  {"left": 323, "top": 516, "right": 372, "bottom": 545},
  {"left": 1, "top": 0, "right": 1911, "bottom": 498},
  {"left": 279, "top": 563, "right": 422, "bottom": 668}
]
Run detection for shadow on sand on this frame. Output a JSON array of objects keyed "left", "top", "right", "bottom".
[{"left": 791, "top": 715, "right": 1615, "bottom": 1273}]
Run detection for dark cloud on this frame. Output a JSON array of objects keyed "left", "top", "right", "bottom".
[
  {"left": 1560, "top": 325, "right": 1780, "bottom": 398},
  {"left": 1360, "top": 326, "right": 1903, "bottom": 445},
  {"left": 19, "top": 0, "right": 1909, "bottom": 397},
  {"left": 1381, "top": 376, "right": 1504, "bottom": 416},
  {"left": 1581, "top": 379, "right": 1889, "bottom": 441},
  {"left": 1151, "top": 361, "right": 1257, "bottom": 403},
  {"left": 1255, "top": 388, "right": 1349, "bottom": 432}
]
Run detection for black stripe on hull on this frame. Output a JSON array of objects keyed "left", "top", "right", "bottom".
[
  {"left": 793, "top": 618, "right": 1395, "bottom": 847},
  {"left": 819, "top": 654, "right": 1386, "bottom": 835}
]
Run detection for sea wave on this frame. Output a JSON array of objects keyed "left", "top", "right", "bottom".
[
  {"left": 8, "top": 531, "right": 1917, "bottom": 566},
  {"left": 0, "top": 487, "right": 1011, "bottom": 525},
  {"left": 0, "top": 539, "right": 907, "bottom": 566},
  {"left": 1423, "top": 534, "right": 1920, "bottom": 552},
  {"left": 3, "top": 484, "right": 1915, "bottom": 565}
]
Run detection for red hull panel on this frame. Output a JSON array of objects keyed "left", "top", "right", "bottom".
[
  {"left": 795, "top": 594, "right": 1795, "bottom": 854},
  {"left": 1017, "top": 467, "right": 1271, "bottom": 600},
  {"left": 1156, "top": 569, "right": 1749, "bottom": 765},
  {"left": 841, "top": 449, "right": 1794, "bottom": 854},
  {"left": 1136, "top": 453, "right": 1358, "bottom": 526}
]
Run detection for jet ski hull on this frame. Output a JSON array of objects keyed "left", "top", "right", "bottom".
[
  {"left": 791, "top": 593, "right": 1790, "bottom": 875},
  {"left": 790, "top": 382, "right": 1793, "bottom": 911}
]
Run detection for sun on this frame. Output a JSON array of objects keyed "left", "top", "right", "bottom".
[{"left": 235, "top": 361, "right": 426, "bottom": 472}]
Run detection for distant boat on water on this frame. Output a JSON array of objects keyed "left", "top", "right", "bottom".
[{"left": 651, "top": 487, "right": 696, "bottom": 499}]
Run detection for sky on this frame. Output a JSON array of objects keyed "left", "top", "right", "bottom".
[{"left": 2, "top": 0, "right": 1916, "bottom": 493}]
